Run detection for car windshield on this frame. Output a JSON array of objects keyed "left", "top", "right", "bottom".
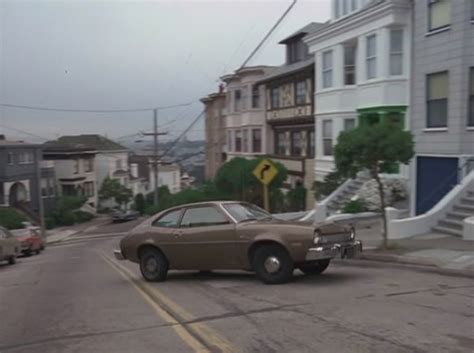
[{"left": 223, "top": 203, "right": 272, "bottom": 222}]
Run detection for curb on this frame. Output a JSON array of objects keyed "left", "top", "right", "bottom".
[{"left": 350, "top": 252, "right": 474, "bottom": 278}]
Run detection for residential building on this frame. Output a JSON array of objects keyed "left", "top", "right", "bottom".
[
  {"left": 201, "top": 85, "right": 226, "bottom": 180},
  {"left": 0, "top": 135, "right": 55, "bottom": 218},
  {"left": 256, "top": 23, "right": 323, "bottom": 209},
  {"left": 410, "top": 0, "right": 474, "bottom": 215},
  {"left": 43, "top": 141, "right": 98, "bottom": 209},
  {"left": 305, "top": 0, "right": 412, "bottom": 183},
  {"left": 221, "top": 66, "right": 275, "bottom": 160}
]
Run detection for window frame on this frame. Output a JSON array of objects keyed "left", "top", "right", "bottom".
[
  {"left": 7, "top": 152, "right": 14, "bottom": 165},
  {"left": 344, "top": 118, "right": 356, "bottom": 131},
  {"left": 426, "top": 71, "right": 449, "bottom": 128},
  {"left": 251, "top": 85, "right": 260, "bottom": 109},
  {"left": 366, "top": 34, "right": 377, "bottom": 80},
  {"left": 389, "top": 29, "right": 403, "bottom": 76},
  {"left": 428, "top": 0, "right": 451, "bottom": 32},
  {"left": 307, "top": 130, "right": 315, "bottom": 158},
  {"left": 275, "top": 131, "right": 286, "bottom": 156},
  {"left": 242, "top": 129, "right": 249, "bottom": 153},
  {"left": 234, "top": 89, "right": 242, "bottom": 112},
  {"left": 271, "top": 87, "right": 280, "bottom": 109},
  {"left": 290, "top": 131, "right": 303, "bottom": 157},
  {"left": 252, "top": 128, "right": 262, "bottom": 153},
  {"left": 322, "top": 120, "right": 333, "bottom": 156},
  {"left": 235, "top": 130, "right": 242, "bottom": 152},
  {"left": 179, "top": 206, "right": 231, "bottom": 228},
  {"left": 322, "top": 50, "right": 333, "bottom": 89}
]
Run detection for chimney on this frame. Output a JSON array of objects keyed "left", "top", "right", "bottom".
[{"left": 219, "top": 83, "right": 225, "bottom": 93}]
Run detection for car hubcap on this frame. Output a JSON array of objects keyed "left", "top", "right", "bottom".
[
  {"left": 145, "top": 257, "right": 158, "bottom": 273},
  {"left": 264, "top": 256, "right": 281, "bottom": 274}
]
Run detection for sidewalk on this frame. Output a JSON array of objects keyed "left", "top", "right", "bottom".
[
  {"left": 354, "top": 218, "right": 474, "bottom": 276},
  {"left": 45, "top": 216, "right": 109, "bottom": 244}
]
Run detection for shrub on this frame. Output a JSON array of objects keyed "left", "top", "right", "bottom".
[
  {"left": 0, "top": 208, "right": 27, "bottom": 230},
  {"left": 44, "top": 217, "right": 56, "bottom": 230},
  {"left": 134, "top": 193, "right": 146, "bottom": 215},
  {"left": 312, "top": 171, "right": 345, "bottom": 201},
  {"left": 73, "top": 210, "right": 95, "bottom": 223},
  {"left": 342, "top": 199, "right": 367, "bottom": 214},
  {"left": 59, "top": 211, "right": 75, "bottom": 226}
]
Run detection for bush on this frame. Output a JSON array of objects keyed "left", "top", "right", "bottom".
[
  {"left": 134, "top": 193, "right": 146, "bottom": 215},
  {"left": 342, "top": 199, "right": 367, "bottom": 214},
  {"left": 312, "top": 171, "right": 345, "bottom": 201},
  {"left": 73, "top": 210, "right": 95, "bottom": 223},
  {"left": 45, "top": 217, "right": 56, "bottom": 230},
  {"left": 0, "top": 208, "right": 27, "bottom": 230},
  {"left": 59, "top": 211, "right": 76, "bottom": 226},
  {"left": 286, "top": 186, "right": 307, "bottom": 212}
]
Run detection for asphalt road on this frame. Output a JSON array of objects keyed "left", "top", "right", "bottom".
[{"left": 1, "top": 230, "right": 473, "bottom": 353}]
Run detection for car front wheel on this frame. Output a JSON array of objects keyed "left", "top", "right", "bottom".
[
  {"left": 298, "top": 259, "right": 330, "bottom": 275},
  {"left": 139, "top": 248, "right": 168, "bottom": 282},
  {"left": 253, "top": 244, "right": 294, "bottom": 285},
  {"left": 8, "top": 256, "right": 16, "bottom": 265}
]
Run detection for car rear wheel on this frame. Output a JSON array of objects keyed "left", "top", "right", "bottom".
[
  {"left": 139, "top": 248, "right": 168, "bottom": 282},
  {"left": 299, "top": 259, "right": 330, "bottom": 275},
  {"left": 8, "top": 256, "right": 16, "bottom": 265},
  {"left": 253, "top": 244, "right": 294, "bottom": 284}
]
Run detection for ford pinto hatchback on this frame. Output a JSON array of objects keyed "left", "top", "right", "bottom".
[{"left": 114, "top": 201, "right": 362, "bottom": 284}]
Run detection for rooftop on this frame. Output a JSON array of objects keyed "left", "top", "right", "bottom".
[
  {"left": 278, "top": 22, "right": 326, "bottom": 44},
  {"left": 256, "top": 57, "right": 315, "bottom": 84},
  {"left": 44, "top": 134, "right": 127, "bottom": 153}
]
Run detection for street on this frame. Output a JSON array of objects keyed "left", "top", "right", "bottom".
[{"left": 0, "top": 223, "right": 473, "bottom": 353}]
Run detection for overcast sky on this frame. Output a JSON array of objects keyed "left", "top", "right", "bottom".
[{"left": 0, "top": 0, "right": 330, "bottom": 143}]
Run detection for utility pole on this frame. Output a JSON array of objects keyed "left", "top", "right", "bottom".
[
  {"left": 143, "top": 108, "right": 167, "bottom": 206},
  {"left": 35, "top": 148, "right": 45, "bottom": 237}
]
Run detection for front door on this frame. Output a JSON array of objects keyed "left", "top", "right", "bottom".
[
  {"left": 175, "top": 205, "right": 238, "bottom": 270},
  {"left": 416, "top": 156, "right": 459, "bottom": 215}
]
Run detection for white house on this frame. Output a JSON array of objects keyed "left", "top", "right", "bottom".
[{"left": 304, "top": 0, "right": 412, "bottom": 182}]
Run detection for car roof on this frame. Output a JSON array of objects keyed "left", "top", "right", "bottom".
[{"left": 163, "top": 200, "right": 244, "bottom": 212}]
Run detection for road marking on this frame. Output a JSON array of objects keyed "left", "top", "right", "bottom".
[{"left": 100, "top": 253, "right": 208, "bottom": 353}]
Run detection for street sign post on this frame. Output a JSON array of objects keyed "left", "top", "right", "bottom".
[{"left": 252, "top": 159, "right": 278, "bottom": 211}]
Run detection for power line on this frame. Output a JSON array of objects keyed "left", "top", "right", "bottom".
[
  {"left": 239, "top": 0, "right": 297, "bottom": 69},
  {"left": 0, "top": 101, "right": 195, "bottom": 113},
  {"left": 0, "top": 124, "right": 49, "bottom": 141}
]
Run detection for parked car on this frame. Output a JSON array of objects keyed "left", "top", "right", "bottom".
[
  {"left": 0, "top": 226, "right": 20, "bottom": 265},
  {"left": 111, "top": 210, "right": 140, "bottom": 223},
  {"left": 11, "top": 228, "right": 45, "bottom": 256},
  {"left": 114, "top": 201, "right": 362, "bottom": 284}
]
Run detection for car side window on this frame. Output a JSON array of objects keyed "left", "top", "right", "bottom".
[
  {"left": 153, "top": 209, "right": 182, "bottom": 228},
  {"left": 180, "top": 207, "right": 229, "bottom": 228}
]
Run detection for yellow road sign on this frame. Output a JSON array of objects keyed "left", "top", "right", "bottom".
[{"left": 253, "top": 159, "right": 278, "bottom": 185}]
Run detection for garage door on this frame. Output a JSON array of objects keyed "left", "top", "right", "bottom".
[{"left": 416, "top": 156, "right": 458, "bottom": 215}]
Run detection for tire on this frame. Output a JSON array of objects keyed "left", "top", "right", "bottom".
[
  {"left": 24, "top": 249, "right": 32, "bottom": 257},
  {"left": 139, "top": 248, "right": 168, "bottom": 282},
  {"left": 36, "top": 249, "right": 41, "bottom": 255},
  {"left": 8, "top": 256, "right": 16, "bottom": 265},
  {"left": 252, "top": 244, "right": 294, "bottom": 284},
  {"left": 299, "top": 259, "right": 330, "bottom": 275}
]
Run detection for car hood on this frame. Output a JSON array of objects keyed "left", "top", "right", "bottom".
[{"left": 238, "top": 217, "right": 351, "bottom": 233}]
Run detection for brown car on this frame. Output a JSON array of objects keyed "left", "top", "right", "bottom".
[{"left": 114, "top": 201, "right": 362, "bottom": 284}]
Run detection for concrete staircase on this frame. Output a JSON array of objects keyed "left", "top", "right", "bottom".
[
  {"left": 433, "top": 191, "right": 474, "bottom": 237},
  {"left": 327, "top": 174, "right": 371, "bottom": 214}
]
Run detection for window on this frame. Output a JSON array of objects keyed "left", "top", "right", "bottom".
[
  {"left": 235, "top": 130, "right": 242, "bottom": 152},
  {"left": 344, "top": 118, "right": 356, "bottom": 131},
  {"left": 322, "top": 50, "right": 333, "bottom": 88},
  {"left": 115, "top": 159, "right": 122, "bottom": 170},
  {"left": 344, "top": 45, "right": 356, "bottom": 85},
  {"left": 471, "top": 0, "right": 474, "bottom": 20},
  {"left": 469, "top": 68, "right": 474, "bottom": 127},
  {"left": 84, "top": 182, "right": 95, "bottom": 197},
  {"left": 295, "top": 81, "right": 307, "bottom": 105},
  {"left": 390, "top": 29, "right": 403, "bottom": 75},
  {"left": 428, "top": 0, "right": 451, "bottom": 31},
  {"left": 18, "top": 152, "right": 34, "bottom": 164},
  {"left": 73, "top": 159, "right": 79, "bottom": 174},
  {"left": 41, "top": 179, "right": 48, "bottom": 197},
  {"left": 227, "top": 130, "right": 233, "bottom": 152},
  {"left": 366, "top": 34, "right": 377, "bottom": 79},
  {"left": 271, "top": 87, "right": 280, "bottom": 109},
  {"left": 276, "top": 132, "right": 286, "bottom": 155},
  {"left": 426, "top": 71, "right": 449, "bottom": 128},
  {"left": 180, "top": 207, "right": 229, "bottom": 227},
  {"left": 251, "top": 85, "right": 260, "bottom": 108},
  {"left": 234, "top": 90, "right": 241, "bottom": 112},
  {"left": 153, "top": 209, "right": 182, "bottom": 228},
  {"left": 291, "top": 131, "right": 302, "bottom": 156},
  {"left": 85, "top": 159, "right": 94, "bottom": 172},
  {"left": 243, "top": 129, "right": 249, "bottom": 153},
  {"left": 322, "top": 120, "right": 333, "bottom": 156},
  {"left": 307, "top": 130, "right": 315, "bottom": 158},
  {"left": 252, "top": 129, "right": 262, "bottom": 153},
  {"left": 7, "top": 152, "right": 14, "bottom": 165},
  {"left": 288, "top": 41, "right": 307, "bottom": 64}
]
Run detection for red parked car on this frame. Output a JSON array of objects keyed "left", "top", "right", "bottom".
[{"left": 11, "top": 228, "right": 45, "bottom": 256}]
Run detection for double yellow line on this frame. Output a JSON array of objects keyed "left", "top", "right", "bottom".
[{"left": 100, "top": 252, "right": 239, "bottom": 353}]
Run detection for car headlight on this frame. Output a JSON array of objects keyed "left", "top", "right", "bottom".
[
  {"left": 313, "top": 231, "right": 321, "bottom": 244},
  {"left": 350, "top": 228, "right": 355, "bottom": 240}
]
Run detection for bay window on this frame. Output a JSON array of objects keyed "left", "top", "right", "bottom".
[
  {"left": 322, "top": 50, "right": 333, "bottom": 88},
  {"left": 389, "top": 29, "right": 403, "bottom": 75},
  {"left": 252, "top": 129, "right": 262, "bottom": 153},
  {"left": 291, "top": 131, "right": 302, "bottom": 156},
  {"left": 235, "top": 130, "right": 242, "bottom": 152},
  {"left": 366, "top": 34, "right": 377, "bottom": 79},
  {"left": 322, "top": 120, "right": 333, "bottom": 156}
]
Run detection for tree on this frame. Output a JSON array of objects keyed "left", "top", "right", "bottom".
[
  {"left": 334, "top": 124, "right": 414, "bottom": 248},
  {"left": 286, "top": 185, "right": 307, "bottom": 212},
  {"left": 214, "top": 157, "right": 288, "bottom": 210},
  {"left": 134, "top": 193, "right": 146, "bottom": 214},
  {"left": 99, "top": 177, "right": 133, "bottom": 209}
]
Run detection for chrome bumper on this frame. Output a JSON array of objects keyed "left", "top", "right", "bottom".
[
  {"left": 305, "top": 240, "right": 362, "bottom": 261},
  {"left": 113, "top": 249, "right": 125, "bottom": 260}
]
